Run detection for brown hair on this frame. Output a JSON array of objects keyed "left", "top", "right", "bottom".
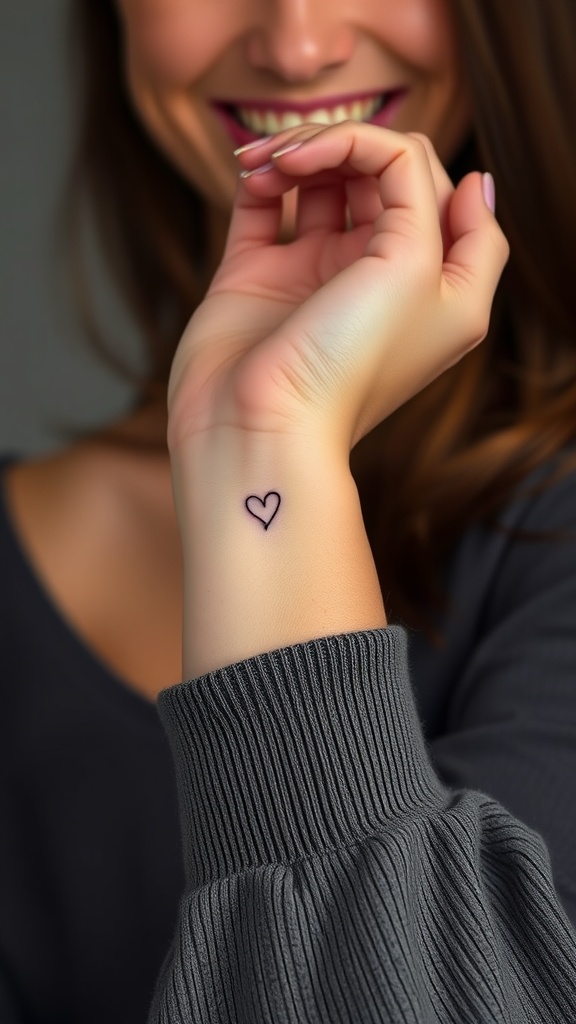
[{"left": 64, "top": 0, "right": 576, "bottom": 635}]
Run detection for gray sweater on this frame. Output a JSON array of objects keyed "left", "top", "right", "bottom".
[
  {"left": 147, "top": 452, "right": 576, "bottom": 1022},
  {"left": 1, "top": 451, "right": 576, "bottom": 1021}
]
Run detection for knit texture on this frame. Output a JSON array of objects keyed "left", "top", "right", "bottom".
[{"left": 149, "top": 626, "right": 576, "bottom": 1022}]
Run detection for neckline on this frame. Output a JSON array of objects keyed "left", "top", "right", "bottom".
[{"left": 0, "top": 452, "right": 166, "bottom": 731}]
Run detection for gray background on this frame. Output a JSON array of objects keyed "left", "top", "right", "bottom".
[{"left": 0, "top": 2, "right": 141, "bottom": 457}]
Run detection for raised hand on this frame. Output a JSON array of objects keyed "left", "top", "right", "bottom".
[{"left": 167, "top": 122, "right": 508, "bottom": 458}]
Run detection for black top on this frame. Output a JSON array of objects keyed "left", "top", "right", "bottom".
[
  {"left": 0, "top": 455, "right": 184, "bottom": 1022},
  {"left": 1, "top": 450, "right": 576, "bottom": 1022}
]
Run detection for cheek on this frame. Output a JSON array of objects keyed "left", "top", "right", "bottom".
[
  {"left": 378, "top": 0, "right": 458, "bottom": 73},
  {"left": 117, "top": 0, "right": 233, "bottom": 86}
]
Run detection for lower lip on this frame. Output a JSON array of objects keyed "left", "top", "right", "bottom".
[{"left": 213, "top": 90, "right": 408, "bottom": 149}]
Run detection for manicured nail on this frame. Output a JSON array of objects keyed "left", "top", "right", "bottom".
[
  {"left": 271, "top": 141, "right": 305, "bottom": 159},
  {"left": 482, "top": 172, "right": 496, "bottom": 214},
  {"left": 233, "top": 136, "right": 273, "bottom": 157},
  {"left": 239, "top": 162, "right": 275, "bottom": 179}
]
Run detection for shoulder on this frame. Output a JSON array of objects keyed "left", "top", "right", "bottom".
[
  {"left": 443, "top": 446, "right": 576, "bottom": 634},
  {"left": 497, "top": 446, "right": 576, "bottom": 534},
  {"left": 478, "top": 447, "right": 576, "bottom": 621},
  {"left": 2, "top": 441, "right": 174, "bottom": 548},
  {"left": 0, "top": 442, "right": 175, "bottom": 630}
]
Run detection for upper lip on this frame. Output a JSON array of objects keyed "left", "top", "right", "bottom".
[{"left": 212, "top": 87, "right": 405, "bottom": 114}]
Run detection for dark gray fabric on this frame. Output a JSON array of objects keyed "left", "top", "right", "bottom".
[
  {"left": 150, "top": 627, "right": 576, "bottom": 1022},
  {"left": 2, "top": 449, "right": 576, "bottom": 1021},
  {"left": 0, "top": 454, "right": 185, "bottom": 1023},
  {"left": 0, "top": 970, "right": 22, "bottom": 1024},
  {"left": 407, "top": 450, "right": 576, "bottom": 929}
]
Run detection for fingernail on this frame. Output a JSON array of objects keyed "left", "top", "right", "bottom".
[
  {"left": 239, "top": 162, "right": 275, "bottom": 179},
  {"left": 482, "top": 172, "right": 496, "bottom": 214},
  {"left": 271, "top": 141, "right": 305, "bottom": 159},
  {"left": 233, "top": 136, "right": 273, "bottom": 157}
]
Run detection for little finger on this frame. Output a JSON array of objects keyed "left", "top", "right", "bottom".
[{"left": 443, "top": 172, "right": 510, "bottom": 346}]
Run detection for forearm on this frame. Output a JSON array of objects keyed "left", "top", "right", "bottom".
[{"left": 170, "top": 428, "right": 387, "bottom": 679}]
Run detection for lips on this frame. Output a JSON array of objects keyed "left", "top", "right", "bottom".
[{"left": 212, "top": 88, "right": 408, "bottom": 148}]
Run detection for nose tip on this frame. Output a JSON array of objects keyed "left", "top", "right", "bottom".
[{"left": 246, "top": 11, "right": 354, "bottom": 83}]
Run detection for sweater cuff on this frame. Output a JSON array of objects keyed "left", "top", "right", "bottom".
[{"left": 156, "top": 626, "right": 449, "bottom": 887}]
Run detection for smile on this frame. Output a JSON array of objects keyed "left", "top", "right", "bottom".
[
  {"left": 212, "top": 89, "right": 407, "bottom": 148},
  {"left": 235, "top": 94, "right": 384, "bottom": 133}
]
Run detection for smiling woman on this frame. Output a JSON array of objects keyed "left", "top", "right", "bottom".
[
  {"left": 212, "top": 88, "right": 407, "bottom": 147},
  {"left": 114, "top": 0, "right": 471, "bottom": 210},
  {"left": 2, "top": 0, "right": 576, "bottom": 1021},
  {"left": 69, "top": 0, "right": 576, "bottom": 631}
]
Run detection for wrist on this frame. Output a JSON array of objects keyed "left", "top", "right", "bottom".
[
  {"left": 170, "top": 428, "right": 387, "bottom": 679},
  {"left": 171, "top": 427, "right": 346, "bottom": 544}
]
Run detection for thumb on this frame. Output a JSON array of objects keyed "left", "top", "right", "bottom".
[{"left": 443, "top": 172, "right": 510, "bottom": 342}]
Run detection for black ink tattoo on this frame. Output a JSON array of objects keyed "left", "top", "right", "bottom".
[{"left": 245, "top": 492, "right": 281, "bottom": 531}]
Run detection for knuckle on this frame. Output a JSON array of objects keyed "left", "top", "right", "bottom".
[
  {"left": 405, "top": 132, "right": 435, "bottom": 159},
  {"left": 486, "top": 221, "right": 511, "bottom": 270},
  {"left": 419, "top": 253, "right": 443, "bottom": 288},
  {"left": 496, "top": 226, "right": 511, "bottom": 264},
  {"left": 469, "top": 304, "right": 491, "bottom": 345},
  {"left": 404, "top": 249, "right": 442, "bottom": 292}
]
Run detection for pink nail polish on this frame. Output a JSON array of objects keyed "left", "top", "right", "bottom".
[
  {"left": 482, "top": 172, "right": 496, "bottom": 214},
  {"left": 239, "top": 162, "right": 275, "bottom": 179},
  {"left": 233, "top": 137, "right": 273, "bottom": 157},
  {"left": 271, "top": 141, "right": 305, "bottom": 159}
]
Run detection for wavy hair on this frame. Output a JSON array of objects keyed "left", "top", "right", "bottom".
[{"left": 64, "top": 0, "right": 576, "bottom": 636}]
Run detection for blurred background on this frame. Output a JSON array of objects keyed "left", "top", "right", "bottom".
[{"left": 0, "top": 2, "right": 141, "bottom": 457}]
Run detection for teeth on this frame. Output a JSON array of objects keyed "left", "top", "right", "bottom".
[
  {"left": 236, "top": 95, "right": 383, "bottom": 135},
  {"left": 282, "top": 112, "right": 305, "bottom": 129}
]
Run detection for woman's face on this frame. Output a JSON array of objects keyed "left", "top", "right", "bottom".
[{"left": 117, "top": 0, "right": 471, "bottom": 215}]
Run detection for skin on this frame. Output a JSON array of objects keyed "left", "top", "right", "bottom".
[
  {"left": 127, "top": 0, "right": 504, "bottom": 678},
  {"left": 117, "top": 0, "right": 473, "bottom": 252},
  {"left": 168, "top": 124, "right": 507, "bottom": 675},
  {"left": 3, "top": 0, "right": 482, "bottom": 698}
]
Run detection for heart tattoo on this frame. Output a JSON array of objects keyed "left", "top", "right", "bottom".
[{"left": 245, "top": 491, "right": 281, "bottom": 530}]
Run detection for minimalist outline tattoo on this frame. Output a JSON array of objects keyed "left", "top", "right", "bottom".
[{"left": 245, "top": 491, "right": 281, "bottom": 530}]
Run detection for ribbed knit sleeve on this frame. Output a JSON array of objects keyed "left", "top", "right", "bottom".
[{"left": 148, "top": 626, "right": 576, "bottom": 1023}]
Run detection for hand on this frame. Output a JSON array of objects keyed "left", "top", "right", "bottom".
[{"left": 167, "top": 122, "right": 509, "bottom": 457}]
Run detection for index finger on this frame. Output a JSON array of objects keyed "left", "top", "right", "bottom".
[{"left": 269, "top": 122, "right": 444, "bottom": 268}]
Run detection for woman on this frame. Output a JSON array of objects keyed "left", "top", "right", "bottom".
[{"left": 1, "top": 0, "right": 575, "bottom": 1020}]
